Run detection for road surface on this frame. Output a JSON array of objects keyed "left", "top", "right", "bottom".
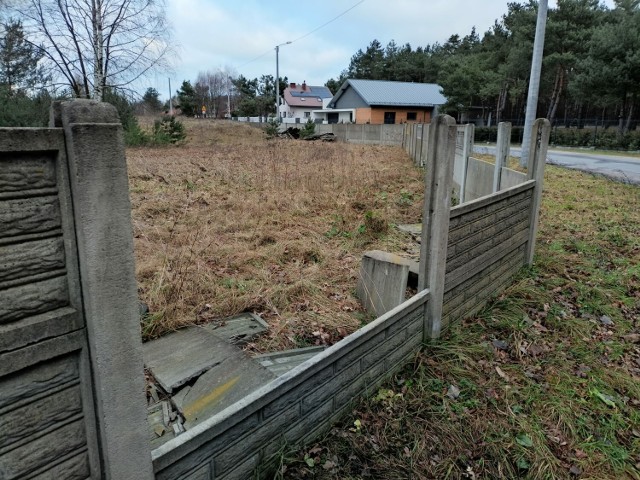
[{"left": 473, "top": 145, "right": 640, "bottom": 185}]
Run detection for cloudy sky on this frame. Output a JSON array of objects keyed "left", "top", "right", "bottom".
[{"left": 154, "top": 0, "right": 615, "bottom": 98}]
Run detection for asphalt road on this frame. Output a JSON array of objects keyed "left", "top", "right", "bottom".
[{"left": 473, "top": 145, "right": 640, "bottom": 185}]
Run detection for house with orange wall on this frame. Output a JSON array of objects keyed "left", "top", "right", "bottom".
[{"left": 315, "top": 79, "right": 447, "bottom": 125}]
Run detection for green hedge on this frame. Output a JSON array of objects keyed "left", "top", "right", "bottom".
[{"left": 474, "top": 126, "right": 640, "bottom": 151}]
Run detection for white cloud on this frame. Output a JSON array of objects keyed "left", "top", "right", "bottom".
[{"left": 156, "top": 0, "right": 617, "bottom": 98}]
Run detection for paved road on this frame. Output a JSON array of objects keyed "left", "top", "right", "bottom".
[{"left": 473, "top": 145, "right": 640, "bottom": 185}]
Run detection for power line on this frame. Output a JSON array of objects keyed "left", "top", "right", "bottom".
[
  {"left": 236, "top": 0, "right": 365, "bottom": 71},
  {"left": 237, "top": 49, "right": 272, "bottom": 70},
  {"left": 289, "top": 0, "right": 365, "bottom": 45}
]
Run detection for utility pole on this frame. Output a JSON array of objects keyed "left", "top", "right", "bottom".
[
  {"left": 520, "top": 0, "right": 548, "bottom": 168},
  {"left": 168, "top": 77, "right": 173, "bottom": 115},
  {"left": 275, "top": 41, "right": 291, "bottom": 123},
  {"left": 226, "top": 74, "right": 231, "bottom": 119}
]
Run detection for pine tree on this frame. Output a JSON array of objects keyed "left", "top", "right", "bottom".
[{"left": 0, "top": 20, "right": 47, "bottom": 92}]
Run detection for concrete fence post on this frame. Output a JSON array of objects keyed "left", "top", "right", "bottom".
[
  {"left": 419, "top": 115, "right": 456, "bottom": 340},
  {"left": 525, "top": 118, "right": 551, "bottom": 265},
  {"left": 411, "top": 124, "right": 417, "bottom": 163},
  {"left": 51, "top": 100, "right": 154, "bottom": 479},
  {"left": 402, "top": 123, "right": 406, "bottom": 149},
  {"left": 420, "top": 123, "right": 430, "bottom": 167},
  {"left": 415, "top": 123, "right": 424, "bottom": 167},
  {"left": 493, "top": 122, "right": 511, "bottom": 193},
  {"left": 458, "top": 123, "right": 474, "bottom": 204}
]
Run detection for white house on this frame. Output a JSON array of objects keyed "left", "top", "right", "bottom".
[{"left": 280, "top": 82, "right": 333, "bottom": 124}]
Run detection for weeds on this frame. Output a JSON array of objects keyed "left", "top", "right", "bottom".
[
  {"left": 282, "top": 166, "right": 640, "bottom": 479},
  {"left": 128, "top": 119, "right": 423, "bottom": 347}
]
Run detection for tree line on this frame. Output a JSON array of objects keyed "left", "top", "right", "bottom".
[
  {"left": 0, "top": 0, "right": 170, "bottom": 128},
  {"left": 2, "top": 0, "right": 639, "bottom": 138},
  {"left": 326, "top": 0, "right": 640, "bottom": 134}
]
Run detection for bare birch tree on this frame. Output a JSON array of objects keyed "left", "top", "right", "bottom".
[{"left": 12, "top": 0, "right": 172, "bottom": 100}]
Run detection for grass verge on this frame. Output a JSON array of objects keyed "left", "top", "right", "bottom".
[{"left": 281, "top": 166, "right": 640, "bottom": 479}]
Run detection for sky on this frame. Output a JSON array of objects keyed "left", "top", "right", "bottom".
[{"left": 153, "top": 0, "right": 616, "bottom": 99}]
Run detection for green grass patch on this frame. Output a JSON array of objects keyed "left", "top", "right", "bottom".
[{"left": 282, "top": 166, "right": 640, "bottom": 479}]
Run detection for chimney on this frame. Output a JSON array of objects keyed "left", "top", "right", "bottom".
[
  {"left": 302, "top": 81, "right": 307, "bottom": 91},
  {"left": 289, "top": 82, "right": 296, "bottom": 89}
]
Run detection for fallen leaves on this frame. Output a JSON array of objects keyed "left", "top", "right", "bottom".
[{"left": 495, "top": 366, "right": 510, "bottom": 382}]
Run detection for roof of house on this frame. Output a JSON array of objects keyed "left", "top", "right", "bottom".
[
  {"left": 283, "top": 83, "right": 333, "bottom": 108},
  {"left": 331, "top": 79, "right": 447, "bottom": 108}
]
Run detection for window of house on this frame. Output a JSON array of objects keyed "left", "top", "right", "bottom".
[
  {"left": 384, "top": 112, "right": 396, "bottom": 124},
  {"left": 407, "top": 112, "right": 417, "bottom": 121},
  {"left": 304, "top": 112, "right": 311, "bottom": 118}
]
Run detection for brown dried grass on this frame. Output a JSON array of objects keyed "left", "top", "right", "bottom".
[{"left": 128, "top": 119, "right": 424, "bottom": 351}]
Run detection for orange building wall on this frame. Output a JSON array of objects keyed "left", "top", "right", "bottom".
[{"left": 354, "top": 107, "right": 433, "bottom": 124}]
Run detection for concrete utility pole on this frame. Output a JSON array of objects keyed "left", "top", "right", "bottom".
[
  {"left": 520, "top": 0, "right": 548, "bottom": 168},
  {"left": 275, "top": 41, "right": 291, "bottom": 123}
]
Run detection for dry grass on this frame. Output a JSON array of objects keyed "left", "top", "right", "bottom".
[
  {"left": 282, "top": 164, "right": 640, "bottom": 480},
  {"left": 128, "top": 119, "right": 423, "bottom": 351}
]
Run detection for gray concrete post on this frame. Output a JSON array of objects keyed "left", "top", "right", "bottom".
[
  {"left": 458, "top": 123, "right": 474, "bottom": 204},
  {"left": 402, "top": 123, "right": 406, "bottom": 150},
  {"left": 52, "top": 99, "right": 154, "bottom": 479},
  {"left": 493, "top": 122, "right": 512, "bottom": 193},
  {"left": 356, "top": 250, "right": 411, "bottom": 317},
  {"left": 419, "top": 115, "right": 456, "bottom": 340},
  {"left": 420, "top": 124, "right": 430, "bottom": 167},
  {"left": 525, "top": 118, "right": 551, "bottom": 265},
  {"left": 415, "top": 123, "right": 424, "bottom": 167}
]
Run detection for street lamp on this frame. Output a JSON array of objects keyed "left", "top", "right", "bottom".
[{"left": 275, "top": 41, "right": 291, "bottom": 123}]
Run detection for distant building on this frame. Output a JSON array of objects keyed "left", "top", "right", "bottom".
[
  {"left": 314, "top": 79, "right": 447, "bottom": 125},
  {"left": 280, "top": 82, "right": 333, "bottom": 123}
]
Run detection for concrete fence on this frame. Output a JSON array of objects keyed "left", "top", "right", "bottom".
[
  {"left": 0, "top": 100, "right": 152, "bottom": 479},
  {"left": 315, "top": 123, "right": 405, "bottom": 145},
  {"left": 403, "top": 121, "right": 529, "bottom": 204},
  {"left": 0, "top": 102, "right": 550, "bottom": 479}
]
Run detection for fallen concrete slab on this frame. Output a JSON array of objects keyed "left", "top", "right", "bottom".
[
  {"left": 180, "top": 350, "right": 275, "bottom": 429},
  {"left": 201, "top": 312, "right": 268, "bottom": 346},
  {"left": 143, "top": 327, "right": 272, "bottom": 394},
  {"left": 254, "top": 346, "right": 326, "bottom": 377}
]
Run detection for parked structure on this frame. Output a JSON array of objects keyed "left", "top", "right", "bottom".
[
  {"left": 280, "top": 81, "right": 333, "bottom": 124},
  {"left": 315, "top": 79, "right": 447, "bottom": 125}
]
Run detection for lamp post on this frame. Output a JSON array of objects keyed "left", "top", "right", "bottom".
[
  {"left": 275, "top": 41, "right": 291, "bottom": 123},
  {"left": 520, "top": 0, "right": 548, "bottom": 168}
]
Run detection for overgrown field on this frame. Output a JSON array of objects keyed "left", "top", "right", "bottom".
[
  {"left": 130, "top": 120, "right": 639, "bottom": 478},
  {"left": 282, "top": 163, "right": 640, "bottom": 478},
  {"left": 128, "top": 119, "right": 423, "bottom": 351}
]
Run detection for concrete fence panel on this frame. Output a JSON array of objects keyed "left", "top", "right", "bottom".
[
  {"left": 0, "top": 128, "right": 101, "bottom": 479},
  {"left": 152, "top": 291, "right": 430, "bottom": 479},
  {"left": 442, "top": 181, "right": 535, "bottom": 327},
  {"left": 0, "top": 100, "right": 153, "bottom": 479}
]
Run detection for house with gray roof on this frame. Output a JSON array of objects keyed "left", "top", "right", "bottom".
[
  {"left": 314, "top": 79, "right": 447, "bottom": 124},
  {"left": 281, "top": 81, "right": 333, "bottom": 123}
]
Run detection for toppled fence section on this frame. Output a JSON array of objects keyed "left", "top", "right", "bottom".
[{"left": 151, "top": 290, "right": 430, "bottom": 479}]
